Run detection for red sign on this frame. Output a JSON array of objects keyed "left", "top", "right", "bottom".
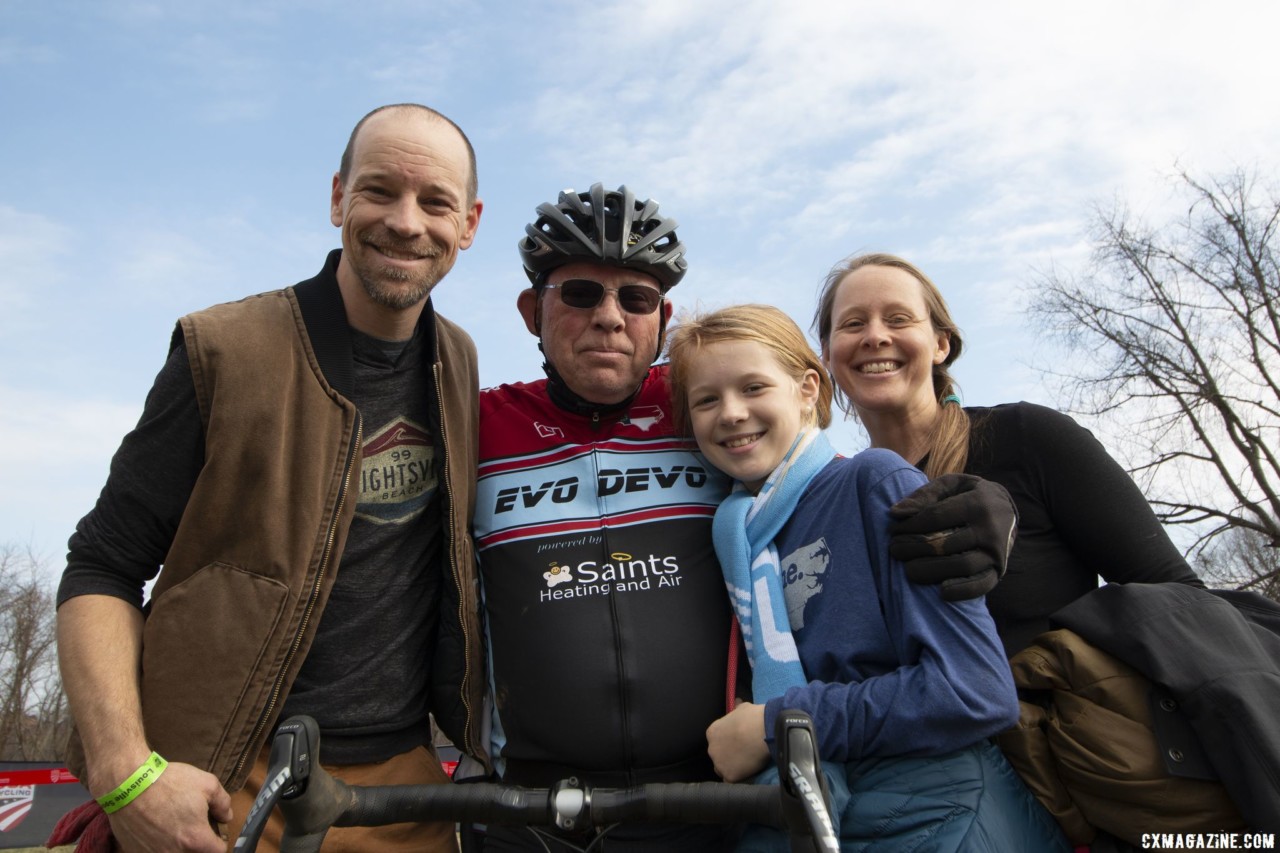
[{"left": 0, "top": 768, "right": 78, "bottom": 787}]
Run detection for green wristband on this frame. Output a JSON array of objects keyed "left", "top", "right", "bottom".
[{"left": 96, "top": 752, "right": 168, "bottom": 814}]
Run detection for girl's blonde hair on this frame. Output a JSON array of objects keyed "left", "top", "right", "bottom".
[
  {"left": 666, "top": 304, "right": 833, "bottom": 438},
  {"left": 813, "top": 253, "right": 969, "bottom": 477}
]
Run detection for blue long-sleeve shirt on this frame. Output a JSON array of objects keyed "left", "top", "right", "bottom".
[{"left": 762, "top": 448, "right": 1018, "bottom": 761}]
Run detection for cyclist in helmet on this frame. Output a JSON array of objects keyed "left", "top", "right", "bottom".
[
  {"left": 468, "top": 184, "right": 1017, "bottom": 852},
  {"left": 517, "top": 183, "right": 687, "bottom": 409}
]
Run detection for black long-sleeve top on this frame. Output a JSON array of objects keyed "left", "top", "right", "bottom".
[{"left": 963, "top": 402, "right": 1204, "bottom": 656}]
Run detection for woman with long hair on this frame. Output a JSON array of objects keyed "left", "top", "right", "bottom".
[{"left": 813, "top": 253, "right": 1203, "bottom": 656}]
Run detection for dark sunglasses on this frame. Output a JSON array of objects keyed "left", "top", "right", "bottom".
[{"left": 543, "top": 279, "right": 664, "bottom": 315}]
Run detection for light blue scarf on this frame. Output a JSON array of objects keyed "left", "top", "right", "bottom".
[
  {"left": 712, "top": 428, "right": 850, "bottom": 852},
  {"left": 712, "top": 427, "right": 837, "bottom": 703}
]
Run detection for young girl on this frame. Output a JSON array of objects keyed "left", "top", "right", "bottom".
[{"left": 665, "top": 304, "right": 1066, "bottom": 851}]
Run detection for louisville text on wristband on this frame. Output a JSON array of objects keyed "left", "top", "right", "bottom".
[{"left": 96, "top": 752, "right": 168, "bottom": 814}]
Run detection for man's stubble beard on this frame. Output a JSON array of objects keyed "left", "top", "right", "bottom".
[
  {"left": 353, "top": 235, "right": 447, "bottom": 311},
  {"left": 357, "top": 263, "right": 442, "bottom": 311}
]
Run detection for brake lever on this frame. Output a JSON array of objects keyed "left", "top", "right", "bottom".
[
  {"left": 774, "top": 709, "right": 838, "bottom": 853},
  {"left": 275, "top": 716, "right": 318, "bottom": 798},
  {"left": 233, "top": 715, "right": 319, "bottom": 851}
]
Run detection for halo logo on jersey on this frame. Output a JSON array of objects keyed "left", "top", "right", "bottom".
[{"left": 543, "top": 561, "right": 573, "bottom": 587}]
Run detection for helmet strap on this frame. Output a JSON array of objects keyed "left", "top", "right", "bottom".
[{"left": 542, "top": 359, "right": 645, "bottom": 419}]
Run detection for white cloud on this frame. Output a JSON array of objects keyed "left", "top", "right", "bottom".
[
  {"left": 0, "top": 207, "right": 71, "bottom": 337},
  {"left": 0, "top": 386, "right": 142, "bottom": 563},
  {"left": 525, "top": 0, "right": 1280, "bottom": 241}
]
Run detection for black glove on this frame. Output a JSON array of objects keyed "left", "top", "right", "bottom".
[{"left": 888, "top": 473, "right": 1017, "bottom": 601}]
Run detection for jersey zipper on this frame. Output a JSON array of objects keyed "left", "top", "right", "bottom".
[{"left": 588, "top": 430, "right": 635, "bottom": 778}]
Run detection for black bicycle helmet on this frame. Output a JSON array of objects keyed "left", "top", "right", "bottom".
[{"left": 519, "top": 183, "right": 687, "bottom": 290}]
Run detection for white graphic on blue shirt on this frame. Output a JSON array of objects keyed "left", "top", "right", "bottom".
[{"left": 780, "top": 537, "right": 831, "bottom": 630}]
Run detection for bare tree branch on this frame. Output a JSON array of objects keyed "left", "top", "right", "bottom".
[
  {"left": 1031, "top": 167, "right": 1280, "bottom": 599},
  {"left": 0, "top": 544, "right": 69, "bottom": 760}
]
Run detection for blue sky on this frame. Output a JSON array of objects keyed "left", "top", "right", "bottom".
[{"left": 3, "top": 0, "right": 1278, "bottom": 578}]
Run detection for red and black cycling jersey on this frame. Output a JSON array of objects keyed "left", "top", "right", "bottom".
[{"left": 476, "top": 368, "right": 733, "bottom": 786}]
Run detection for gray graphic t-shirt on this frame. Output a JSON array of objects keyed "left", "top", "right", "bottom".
[{"left": 281, "top": 327, "right": 444, "bottom": 764}]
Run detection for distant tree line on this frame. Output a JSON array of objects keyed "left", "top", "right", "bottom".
[{"left": 1, "top": 544, "right": 70, "bottom": 761}]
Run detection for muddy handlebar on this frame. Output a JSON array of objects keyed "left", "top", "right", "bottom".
[{"left": 235, "top": 710, "right": 838, "bottom": 853}]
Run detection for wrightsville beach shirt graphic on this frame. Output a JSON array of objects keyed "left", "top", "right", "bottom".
[{"left": 357, "top": 417, "right": 436, "bottom": 525}]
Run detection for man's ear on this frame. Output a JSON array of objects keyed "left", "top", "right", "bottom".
[
  {"left": 655, "top": 298, "right": 675, "bottom": 358},
  {"left": 517, "top": 288, "right": 542, "bottom": 336},
  {"left": 330, "top": 173, "right": 344, "bottom": 227},
  {"left": 458, "top": 198, "right": 483, "bottom": 250}
]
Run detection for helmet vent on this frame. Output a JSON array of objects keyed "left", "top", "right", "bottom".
[{"left": 518, "top": 183, "right": 687, "bottom": 290}]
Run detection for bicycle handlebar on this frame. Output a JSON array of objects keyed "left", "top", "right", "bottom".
[{"left": 235, "top": 711, "right": 837, "bottom": 853}]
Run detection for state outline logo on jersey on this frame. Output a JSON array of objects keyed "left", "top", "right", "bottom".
[
  {"left": 535, "top": 422, "right": 564, "bottom": 439},
  {"left": 621, "top": 405, "right": 664, "bottom": 431}
]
